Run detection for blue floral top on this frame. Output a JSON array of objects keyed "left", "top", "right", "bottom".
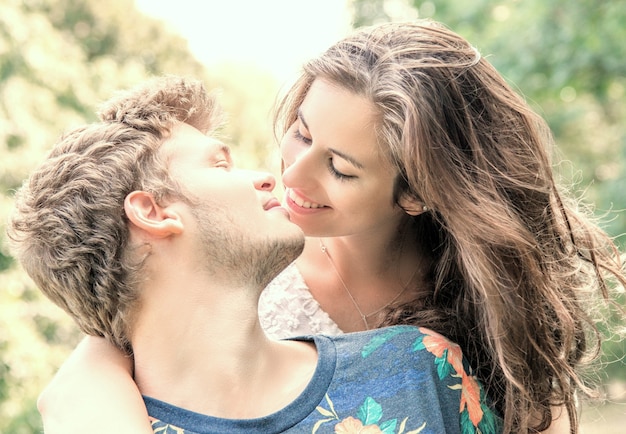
[{"left": 146, "top": 325, "right": 501, "bottom": 433}]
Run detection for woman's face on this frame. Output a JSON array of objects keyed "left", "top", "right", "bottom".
[{"left": 280, "top": 79, "right": 406, "bottom": 238}]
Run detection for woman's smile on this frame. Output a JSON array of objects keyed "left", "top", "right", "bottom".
[{"left": 284, "top": 188, "right": 328, "bottom": 213}]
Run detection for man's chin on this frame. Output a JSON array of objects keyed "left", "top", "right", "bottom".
[{"left": 254, "top": 235, "right": 304, "bottom": 288}]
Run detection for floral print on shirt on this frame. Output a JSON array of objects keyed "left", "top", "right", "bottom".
[
  {"left": 314, "top": 394, "right": 427, "bottom": 434},
  {"left": 146, "top": 328, "right": 501, "bottom": 434},
  {"left": 341, "top": 327, "right": 499, "bottom": 434},
  {"left": 150, "top": 418, "right": 185, "bottom": 433}
]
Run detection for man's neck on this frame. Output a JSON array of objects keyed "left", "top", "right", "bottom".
[{"left": 131, "top": 277, "right": 318, "bottom": 419}]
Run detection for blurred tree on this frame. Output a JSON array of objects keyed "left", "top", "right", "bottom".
[{"left": 0, "top": 0, "right": 277, "bottom": 431}]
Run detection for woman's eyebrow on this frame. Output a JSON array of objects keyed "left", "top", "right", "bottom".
[
  {"left": 329, "top": 148, "right": 364, "bottom": 169},
  {"left": 297, "top": 109, "right": 309, "bottom": 130},
  {"left": 297, "top": 109, "right": 365, "bottom": 170}
]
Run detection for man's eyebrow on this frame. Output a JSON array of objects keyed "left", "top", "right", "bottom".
[
  {"left": 205, "top": 142, "right": 232, "bottom": 162},
  {"left": 208, "top": 141, "right": 230, "bottom": 155},
  {"left": 219, "top": 144, "right": 232, "bottom": 158},
  {"left": 298, "top": 109, "right": 365, "bottom": 170}
]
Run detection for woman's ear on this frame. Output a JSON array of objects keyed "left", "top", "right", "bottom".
[
  {"left": 398, "top": 193, "right": 429, "bottom": 216},
  {"left": 124, "top": 191, "right": 183, "bottom": 237}
]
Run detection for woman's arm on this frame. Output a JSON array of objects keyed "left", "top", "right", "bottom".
[{"left": 38, "top": 336, "right": 153, "bottom": 434}]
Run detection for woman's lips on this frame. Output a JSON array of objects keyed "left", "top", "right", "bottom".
[{"left": 284, "top": 189, "right": 329, "bottom": 214}]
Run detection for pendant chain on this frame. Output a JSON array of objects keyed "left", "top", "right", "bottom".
[{"left": 319, "top": 239, "right": 417, "bottom": 330}]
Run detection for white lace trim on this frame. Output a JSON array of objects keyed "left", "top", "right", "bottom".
[{"left": 259, "top": 262, "right": 343, "bottom": 339}]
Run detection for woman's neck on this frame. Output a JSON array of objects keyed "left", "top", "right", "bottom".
[
  {"left": 306, "top": 217, "right": 421, "bottom": 279},
  {"left": 297, "top": 222, "right": 425, "bottom": 332}
]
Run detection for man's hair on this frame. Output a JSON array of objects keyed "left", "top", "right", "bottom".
[{"left": 7, "top": 76, "right": 220, "bottom": 354}]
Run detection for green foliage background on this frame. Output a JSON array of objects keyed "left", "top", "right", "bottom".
[{"left": 0, "top": 0, "right": 624, "bottom": 432}]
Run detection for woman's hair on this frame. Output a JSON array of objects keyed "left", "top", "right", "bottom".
[
  {"left": 275, "top": 20, "right": 625, "bottom": 433},
  {"left": 7, "top": 76, "right": 220, "bottom": 354}
]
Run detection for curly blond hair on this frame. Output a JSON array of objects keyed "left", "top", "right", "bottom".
[{"left": 8, "top": 76, "right": 220, "bottom": 354}]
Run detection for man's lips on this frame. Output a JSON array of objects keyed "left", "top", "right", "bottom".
[
  {"left": 263, "top": 197, "right": 283, "bottom": 211},
  {"left": 263, "top": 197, "right": 291, "bottom": 219}
]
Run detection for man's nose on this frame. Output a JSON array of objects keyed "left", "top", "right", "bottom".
[{"left": 246, "top": 170, "right": 276, "bottom": 192}]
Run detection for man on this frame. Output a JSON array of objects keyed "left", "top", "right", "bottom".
[{"left": 8, "top": 76, "right": 497, "bottom": 433}]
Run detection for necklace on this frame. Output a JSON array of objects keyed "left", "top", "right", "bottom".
[{"left": 319, "top": 239, "right": 417, "bottom": 330}]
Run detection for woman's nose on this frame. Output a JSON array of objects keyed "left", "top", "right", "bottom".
[
  {"left": 280, "top": 131, "right": 315, "bottom": 187},
  {"left": 281, "top": 150, "right": 316, "bottom": 189}
]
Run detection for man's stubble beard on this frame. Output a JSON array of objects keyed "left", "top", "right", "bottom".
[{"left": 191, "top": 204, "right": 304, "bottom": 289}]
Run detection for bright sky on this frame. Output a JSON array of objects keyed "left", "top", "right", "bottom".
[{"left": 135, "top": 0, "right": 353, "bottom": 83}]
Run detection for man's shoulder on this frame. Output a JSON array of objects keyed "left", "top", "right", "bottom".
[
  {"left": 327, "top": 325, "right": 469, "bottom": 377},
  {"left": 325, "top": 326, "right": 501, "bottom": 433},
  {"left": 331, "top": 324, "right": 460, "bottom": 353}
]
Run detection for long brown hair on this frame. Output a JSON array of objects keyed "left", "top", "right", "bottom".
[{"left": 275, "top": 20, "right": 625, "bottom": 433}]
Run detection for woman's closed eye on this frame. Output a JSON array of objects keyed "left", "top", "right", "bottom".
[
  {"left": 327, "top": 157, "right": 355, "bottom": 181},
  {"left": 291, "top": 123, "right": 356, "bottom": 181},
  {"left": 293, "top": 128, "right": 312, "bottom": 145}
]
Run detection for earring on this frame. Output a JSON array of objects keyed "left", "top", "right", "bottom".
[{"left": 422, "top": 205, "right": 429, "bottom": 212}]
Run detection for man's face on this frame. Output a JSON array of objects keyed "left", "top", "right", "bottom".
[{"left": 160, "top": 122, "right": 304, "bottom": 285}]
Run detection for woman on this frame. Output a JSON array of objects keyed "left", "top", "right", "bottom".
[{"left": 38, "top": 20, "right": 624, "bottom": 433}]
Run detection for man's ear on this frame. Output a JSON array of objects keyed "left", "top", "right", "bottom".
[
  {"left": 398, "top": 193, "right": 429, "bottom": 216},
  {"left": 124, "top": 191, "right": 184, "bottom": 237}
]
